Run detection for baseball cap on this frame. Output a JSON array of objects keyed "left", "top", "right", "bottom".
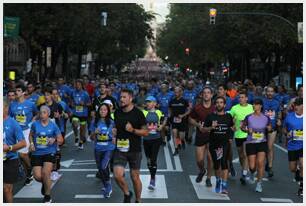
[
  {"left": 145, "top": 96, "right": 157, "bottom": 102},
  {"left": 103, "top": 100, "right": 113, "bottom": 106}
]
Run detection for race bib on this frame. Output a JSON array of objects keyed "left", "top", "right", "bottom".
[
  {"left": 148, "top": 123, "right": 158, "bottom": 135},
  {"left": 76, "top": 106, "right": 84, "bottom": 112},
  {"left": 16, "top": 114, "right": 26, "bottom": 124},
  {"left": 97, "top": 134, "right": 108, "bottom": 141},
  {"left": 117, "top": 139, "right": 130, "bottom": 152},
  {"left": 36, "top": 136, "right": 48, "bottom": 148},
  {"left": 292, "top": 130, "right": 303, "bottom": 141},
  {"left": 215, "top": 147, "right": 223, "bottom": 160},
  {"left": 252, "top": 132, "right": 265, "bottom": 141},
  {"left": 265, "top": 110, "right": 276, "bottom": 120},
  {"left": 173, "top": 117, "right": 182, "bottom": 123}
]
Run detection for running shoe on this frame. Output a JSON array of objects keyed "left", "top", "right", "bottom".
[
  {"left": 75, "top": 138, "right": 79, "bottom": 146},
  {"left": 78, "top": 142, "right": 84, "bottom": 150},
  {"left": 240, "top": 175, "right": 246, "bottom": 185},
  {"left": 123, "top": 191, "right": 133, "bottom": 203},
  {"left": 43, "top": 195, "right": 52, "bottom": 203},
  {"left": 215, "top": 178, "right": 221, "bottom": 193},
  {"left": 148, "top": 178, "right": 156, "bottom": 190},
  {"left": 24, "top": 175, "right": 34, "bottom": 186},
  {"left": 104, "top": 181, "right": 112, "bottom": 198},
  {"left": 255, "top": 181, "right": 263, "bottom": 193},
  {"left": 229, "top": 163, "right": 236, "bottom": 177},
  {"left": 248, "top": 173, "right": 255, "bottom": 184},
  {"left": 206, "top": 178, "right": 212, "bottom": 187},
  {"left": 51, "top": 171, "right": 60, "bottom": 181},
  {"left": 268, "top": 167, "right": 274, "bottom": 178},
  {"left": 196, "top": 169, "right": 207, "bottom": 183},
  {"left": 86, "top": 137, "right": 92, "bottom": 142},
  {"left": 173, "top": 148, "right": 179, "bottom": 156},
  {"left": 221, "top": 181, "right": 228, "bottom": 194}
]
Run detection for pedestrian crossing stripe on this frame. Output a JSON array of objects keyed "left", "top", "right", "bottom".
[
  {"left": 189, "top": 175, "right": 230, "bottom": 200},
  {"left": 75, "top": 175, "right": 168, "bottom": 199},
  {"left": 14, "top": 174, "right": 62, "bottom": 198}
]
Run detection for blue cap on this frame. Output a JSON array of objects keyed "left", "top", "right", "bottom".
[{"left": 145, "top": 96, "right": 157, "bottom": 102}]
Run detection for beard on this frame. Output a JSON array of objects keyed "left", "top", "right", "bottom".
[{"left": 216, "top": 107, "right": 224, "bottom": 112}]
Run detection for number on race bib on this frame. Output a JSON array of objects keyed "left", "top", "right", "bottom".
[
  {"left": 252, "top": 132, "right": 264, "bottom": 141},
  {"left": 292, "top": 130, "right": 303, "bottom": 141},
  {"left": 76, "top": 106, "right": 84, "bottom": 112},
  {"left": 117, "top": 139, "right": 130, "bottom": 152}
]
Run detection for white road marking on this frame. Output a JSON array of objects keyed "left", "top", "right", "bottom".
[
  {"left": 232, "top": 158, "right": 239, "bottom": 163},
  {"left": 163, "top": 142, "right": 174, "bottom": 171},
  {"left": 14, "top": 174, "right": 62, "bottom": 198},
  {"left": 169, "top": 137, "right": 183, "bottom": 171},
  {"left": 75, "top": 175, "right": 168, "bottom": 199},
  {"left": 189, "top": 175, "right": 230, "bottom": 200},
  {"left": 60, "top": 168, "right": 176, "bottom": 172},
  {"left": 64, "top": 130, "right": 74, "bottom": 139},
  {"left": 60, "top": 159, "right": 75, "bottom": 168},
  {"left": 72, "top": 162, "right": 96, "bottom": 166},
  {"left": 260, "top": 198, "right": 293, "bottom": 203},
  {"left": 273, "top": 143, "right": 288, "bottom": 153}
]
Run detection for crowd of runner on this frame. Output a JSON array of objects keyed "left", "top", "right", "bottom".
[{"left": 3, "top": 74, "right": 303, "bottom": 203}]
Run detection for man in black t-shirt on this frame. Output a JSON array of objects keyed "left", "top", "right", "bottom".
[
  {"left": 204, "top": 96, "right": 233, "bottom": 195},
  {"left": 113, "top": 89, "right": 149, "bottom": 203},
  {"left": 169, "top": 86, "right": 191, "bottom": 155}
]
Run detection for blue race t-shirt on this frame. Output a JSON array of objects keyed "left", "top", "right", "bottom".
[
  {"left": 283, "top": 112, "right": 303, "bottom": 151},
  {"left": 9, "top": 99, "right": 38, "bottom": 130},
  {"left": 157, "top": 92, "right": 173, "bottom": 117},
  {"left": 71, "top": 89, "right": 91, "bottom": 117},
  {"left": 4, "top": 117, "right": 25, "bottom": 160},
  {"left": 183, "top": 89, "right": 198, "bottom": 106},
  {"left": 89, "top": 119, "right": 115, "bottom": 152},
  {"left": 31, "top": 120, "right": 61, "bottom": 155},
  {"left": 263, "top": 98, "right": 280, "bottom": 129},
  {"left": 27, "top": 93, "right": 40, "bottom": 105},
  {"left": 58, "top": 84, "right": 72, "bottom": 104}
]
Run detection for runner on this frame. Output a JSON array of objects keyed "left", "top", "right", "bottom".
[
  {"left": 3, "top": 99, "right": 26, "bottom": 203},
  {"left": 189, "top": 86, "right": 215, "bottom": 186},
  {"left": 7, "top": 89, "right": 16, "bottom": 103},
  {"left": 26, "top": 82, "right": 40, "bottom": 105},
  {"left": 169, "top": 86, "right": 191, "bottom": 155},
  {"left": 229, "top": 91, "right": 254, "bottom": 185},
  {"left": 142, "top": 96, "right": 166, "bottom": 190},
  {"left": 29, "top": 105, "right": 64, "bottom": 203},
  {"left": 204, "top": 96, "right": 234, "bottom": 194},
  {"left": 71, "top": 79, "right": 91, "bottom": 149},
  {"left": 113, "top": 88, "right": 149, "bottom": 203},
  {"left": 216, "top": 84, "right": 236, "bottom": 177},
  {"left": 156, "top": 83, "right": 173, "bottom": 145},
  {"left": 241, "top": 98, "right": 272, "bottom": 192},
  {"left": 283, "top": 97, "right": 303, "bottom": 197},
  {"left": 90, "top": 103, "right": 115, "bottom": 198},
  {"left": 262, "top": 86, "right": 281, "bottom": 177},
  {"left": 9, "top": 83, "right": 38, "bottom": 186}
]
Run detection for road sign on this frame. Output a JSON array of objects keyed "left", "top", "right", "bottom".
[{"left": 4, "top": 16, "right": 20, "bottom": 38}]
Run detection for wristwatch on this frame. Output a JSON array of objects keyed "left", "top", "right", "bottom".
[{"left": 8, "top": 145, "right": 13, "bottom": 151}]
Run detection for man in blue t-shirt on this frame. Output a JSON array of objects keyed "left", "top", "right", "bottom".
[
  {"left": 156, "top": 83, "right": 173, "bottom": 145},
  {"left": 71, "top": 79, "right": 91, "bottom": 149},
  {"left": 283, "top": 97, "right": 303, "bottom": 197},
  {"left": 3, "top": 99, "right": 26, "bottom": 203},
  {"left": 57, "top": 77, "right": 72, "bottom": 105},
  {"left": 263, "top": 86, "right": 282, "bottom": 178},
  {"left": 9, "top": 84, "right": 38, "bottom": 186}
]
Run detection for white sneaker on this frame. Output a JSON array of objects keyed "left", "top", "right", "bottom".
[
  {"left": 51, "top": 171, "right": 60, "bottom": 181},
  {"left": 248, "top": 174, "right": 255, "bottom": 184},
  {"left": 255, "top": 182, "right": 263, "bottom": 193},
  {"left": 86, "top": 137, "right": 92, "bottom": 142}
]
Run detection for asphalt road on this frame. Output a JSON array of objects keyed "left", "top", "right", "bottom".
[{"left": 13, "top": 123, "right": 303, "bottom": 203}]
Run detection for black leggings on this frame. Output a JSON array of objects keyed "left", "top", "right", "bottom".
[
  {"left": 143, "top": 138, "right": 162, "bottom": 179},
  {"left": 95, "top": 150, "right": 113, "bottom": 183},
  {"left": 209, "top": 143, "right": 229, "bottom": 170}
]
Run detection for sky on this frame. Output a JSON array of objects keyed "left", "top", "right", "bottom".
[{"left": 141, "top": 0, "right": 170, "bottom": 23}]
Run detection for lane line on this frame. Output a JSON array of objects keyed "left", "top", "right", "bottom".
[
  {"left": 72, "top": 162, "right": 96, "bottom": 166},
  {"left": 163, "top": 142, "right": 174, "bottom": 171},
  {"left": 169, "top": 137, "right": 183, "bottom": 172},
  {"left": 64, "top": 130, "right": 74, "bottom": 139},
  {"left": 273, "top": 143, "right": 288, "bottom": 153},
  {"left": 260, "top": 198, "right": 293, "bottom": 203}
]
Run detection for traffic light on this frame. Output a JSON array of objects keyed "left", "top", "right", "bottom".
[{"left": 209, "top": 8, "right": 217, "bottom": 25}]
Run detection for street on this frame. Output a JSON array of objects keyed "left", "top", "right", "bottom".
[{"left": 12, "top": 123, "right": 302, "bottom": 203}]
